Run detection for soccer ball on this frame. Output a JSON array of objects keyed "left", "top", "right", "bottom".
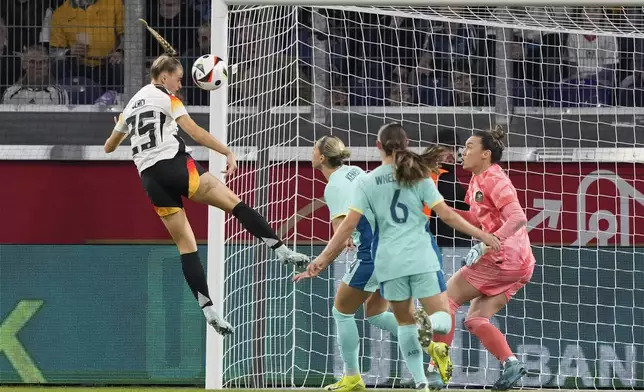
[{"left": 191, "top": 54, "right": 227, "bottom": 91}]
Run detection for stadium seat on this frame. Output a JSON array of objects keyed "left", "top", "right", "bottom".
[
  {"left": 415, "top": 74, "right": 450, "bottom": 106},
  {"left": 348, "top": 62, "right": 386, "bottom": 106},
  {"left": 547, "top": 78, "right": 615, "bottom": 107},
  {"left": 348, "top": 76, "right": 386, "bottom": 106},
  {"left": 512, "top": 80, "right": 540, "bottom": 107},
  {"left": 61, "top": 77, "right": 103, "bottom": 105}
]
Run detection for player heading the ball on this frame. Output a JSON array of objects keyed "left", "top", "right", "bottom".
[
  {"left": 103, "top": 19, "right": 310, "bottom": 336},
  {"left": 427, "top": 126, "right": 533, "bottom": 390},
  {"left": 295, "top": 123, "right": 500, "bottom": 391}
]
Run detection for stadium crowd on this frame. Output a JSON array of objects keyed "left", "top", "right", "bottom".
[{"left": 0, "top": 0, "right": 642, "bottom": 107}]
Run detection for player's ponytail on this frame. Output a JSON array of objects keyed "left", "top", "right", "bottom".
[
  {"left": 474, "top": 125, "right": 506, "bottom": 164},
  {"left": 378, "top": 123, "right": 443, "bottom": 187},
  {"left": 316, "top": 136, "right": 351, "bottom": 168},
  {"left": 140, "top": 19, "right": 182, "bottom": 80}
]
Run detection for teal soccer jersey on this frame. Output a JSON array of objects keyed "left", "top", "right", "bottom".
[
  {"left": 349, "top": 164, "right": 444, "bottom": 283},
  {"left": 324, "top": 165, "right": 376, "bottom": 263}
]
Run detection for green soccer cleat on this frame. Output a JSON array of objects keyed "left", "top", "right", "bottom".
[{"left": 492, "top": 360, "right": 527, "bottom": 390}]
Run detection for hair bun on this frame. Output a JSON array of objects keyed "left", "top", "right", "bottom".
[
  {"left": 339, "top": 148, "right": 351, "bottom": 159},
  {"left": 489, "top": 125, "right": 506, "bottom": 147}
]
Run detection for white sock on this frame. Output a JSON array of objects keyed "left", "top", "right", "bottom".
[
  {"left": 503, "top": 355, "right": 518, "bottom": 368},
  {"left": 202, "top": 305, "right": 214, "bottom": 319}
]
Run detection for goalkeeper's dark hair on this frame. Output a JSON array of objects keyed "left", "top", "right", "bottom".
[
  {"left": 378, "top": 123, "right": 445, "bottom": 187},
  {"left": 473, "top": 125, "right": 506, "bottom": 164},
  {"left": 139, "top": 19, "right": 182, "bottom": 80},
  {"left": 316, "top": 136, "right": 351, "bottom": 168}
]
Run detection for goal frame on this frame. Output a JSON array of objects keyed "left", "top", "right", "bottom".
[
  {"left": 206, "top": 0, "right": 228, "bottom": 389},
  {"left": 206, "top": 0, "right": 643, "bottom": 389}
]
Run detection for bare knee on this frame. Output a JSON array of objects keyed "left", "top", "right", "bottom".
[
  {"left": 334, "top": 283, "right": 371, "bottom": 315},
  {"left": 418, "top": 292, "right": 449, "bottom": 314},
  {"left": 469, "top": 294, "right": 508, "bottom": 320},
  {"left": 193, "top": 173, "right": 241, "bottom": 212},
  {"left": 364, "top": 291, "right": 389, "bottom": 318},
  {"left": 446, "top": 270, "right": 480, "bottom": 305},
  {"left": 389, "top": 300, "right": 415, "bottom": 326},
  {"left": 161, "top": 212, "right": 197, "bottom": 254},
  {"left": 174, "top": 235, "right": 198, "bottom": 254},
  {"left": 394, "top": 312, "right": 415, "bottom": 326}
]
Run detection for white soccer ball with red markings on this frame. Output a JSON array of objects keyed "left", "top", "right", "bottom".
[{"left": 192, "top": 54, "right": 228, "bottom": 91}]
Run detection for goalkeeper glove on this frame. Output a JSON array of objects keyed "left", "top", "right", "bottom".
[{"left": 464, "top": 242, "right": 488, "bottom": 266}]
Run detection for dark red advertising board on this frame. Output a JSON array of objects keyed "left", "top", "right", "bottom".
[{"left": 1, "top": 161, "right": 643, "bottom": 246}]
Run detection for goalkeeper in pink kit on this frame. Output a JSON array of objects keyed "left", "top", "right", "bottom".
[{"left": 423, "top": 126, "right": 533, "bottom": 390}]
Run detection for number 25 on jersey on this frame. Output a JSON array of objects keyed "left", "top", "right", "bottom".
[{"left": 126, "top": 110, "right": 167, "bottom": 155}]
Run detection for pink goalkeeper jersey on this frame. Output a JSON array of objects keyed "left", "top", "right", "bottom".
[{"left": 465, "top": 164, "right": 535, "bottom": 269}]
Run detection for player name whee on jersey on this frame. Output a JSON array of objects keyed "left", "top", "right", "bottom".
[{"left": 374, "top": 173, "right": 396, "bottom": 185}]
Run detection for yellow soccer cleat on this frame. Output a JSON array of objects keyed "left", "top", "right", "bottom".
[
  {"left": 413, "top": 307, "right": 434, "bottom": 348},
  {"left": 427, "top": 342, "right": 453, "bottom": 384},
  {"left": 324, "top": 374, "right": 366, "bottom": 392}
]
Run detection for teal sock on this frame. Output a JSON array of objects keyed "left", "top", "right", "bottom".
[
  {"left": 398, "top": 324, "right": 427, "bottom": 385},
  {"left": 332, "top": 307, "right": 360, "bottom": 376},
  {"left": 429, "top": 311, "right": 452, "bottom": 335},
  {"left": 367, "top": 311, "right": 398, "bottom": 336}
]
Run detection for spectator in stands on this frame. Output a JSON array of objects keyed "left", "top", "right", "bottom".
[
  {"left": 146, "top": 0, "right": 201, "bottom": 60},
  {"left": 428, "top": 21, "right": 478, "bottom": 76},
  {"left": 231, "top": 54, "right": 311, "bottom": 106},
  {"left": 450, "top": 70, "right": 473, "bottom": 106},
  {"left": 1, "top": 0, "right": 62, "bottom": 91},
  {"left": 181, "top": 22, "right": 210, "bottom": 105},
  {"left": 566, "top": 7, "right": 618, "bottom": 84},
  {"left": 409, "top": 49, "right": 451, "bottom": 106},
  {"left": 50, "top": 0, "right": 124, "bottom": 92},
  {"left": 331, "top": 67, "right": 348, "bottom": 106},
  {"left": 0, "top": 17, "right": 9, "bottom": 95},
  {"left": 389, "top": 65, "right": 413, "bottom": 104},
  {"left": 2, "top": 45, "right": 68, "bottom": 104},
  {"left": 385, "top": 17, "right": 432, "bottom": 104},
  {"left": 427, "top": 128, "right": 470, "bottom": 247},
  {"left": 1, "top": 0, "right": 62, "bottom": 52},
  {"left": 619, "top": 70, "right": 644, "bottom": 107},
  {"left": 507, "top": 7, "right": 567, "bottom": 90},
  {"left": 187, "top": 0, "right": 210, "bottom": 22},
  {"left": 0, "top": 17, "right": 6, "bottom": 52}
]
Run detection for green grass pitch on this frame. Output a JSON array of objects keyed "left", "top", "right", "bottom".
[
  {"left": 0, "top": 389, "right": 412, "bottom": 392},
  {"left": 0, "top": 389, "right": 590, "bottom": 392},
  {"left": 0, "top": 389, "right": 476, "bottom": 392}
]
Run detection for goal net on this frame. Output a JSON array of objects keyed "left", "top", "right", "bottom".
[{"left": 220, "top": 5, "right": 644, "bottom": 389}]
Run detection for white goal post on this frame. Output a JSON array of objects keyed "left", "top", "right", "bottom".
[
  {"left": 206, "top": 1, "right": 644, "bottom": 390},
  {"left": 206, "top": 0, "right": 229, "bottom": 390}
]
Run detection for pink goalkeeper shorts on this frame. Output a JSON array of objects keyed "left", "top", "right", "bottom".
[{"left": 460, "top": 260, "right": 534, "bottom": 301}]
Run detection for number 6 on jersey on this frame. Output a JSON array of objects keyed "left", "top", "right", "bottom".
[{"left": 390, "top": 189, "right": 409, "bottom": 223}]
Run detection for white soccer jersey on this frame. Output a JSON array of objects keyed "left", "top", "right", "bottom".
[
  {"left": 2, "top": 84, "right": 69, "bottom": 105},
  {"left": 114, "top": 84, "right": 190, "bottom": 173},
  {"left": 567, "top": 34, "right": 618, "bottom": 77}
]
